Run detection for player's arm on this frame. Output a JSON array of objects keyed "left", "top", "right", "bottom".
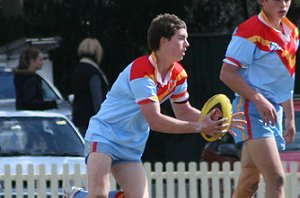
[
  {"left": 139, "top": 101, "right": 227, "bottom": 137},
  {"left": 170, "top": 101, "right": 201, "bottom": 122},
  {"left": 220, "top": 63, "right": 258, "bottom": 103},
  {"left": 281, "top": 98, "right": 296, "bottom": 144},
  {"left": 220, "top": 62, "right": 277, "bottom": 125}
]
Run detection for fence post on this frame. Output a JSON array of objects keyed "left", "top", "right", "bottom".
[
  {"left": 177, "top": 162, "right": 187, "bottom": 198},
  {"left": 200, "top": 162, "right": 209, "bottom": 198},
  {"left": 63, "top": 163, "right": 70, "bottom": 191},
  {"left": 290, "top": 162, "right": 299, "bottom": 198},
  {"left": 16, "top": 164, "right": 23, "bottom": 198},
  {"left": 211, "top": 162, "right": 221, "bottom": 198},
  {"left": 165, "top": 162, "right": 175, "bottom": 198},
  {"left": 27, "top": 164, "right": 35, "bottom": 197},
  {"left": 50, "top": 164, "right": 59, "bottom": 197},
  {"left": 222, "top": 162, "right": 232, "bottom": 198},
  {"left": 154, "top": 162, "right": 164, "bottom": 198},
  {"left": 188, "top": 162, "right": 197, "bottom": 198},
  {"left": 37, "top": 164, "right": 46, "bottom": 198},
  {"left": 4, "top": 165, "right": 12, "bottom": 198}
]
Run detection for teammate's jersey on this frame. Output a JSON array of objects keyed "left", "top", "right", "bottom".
[
  {"left": 224, "top": 11, "right": 299, "bottom": 103},
  {"left": 85, "top": 53, "right": 189, "bottom": 160}
]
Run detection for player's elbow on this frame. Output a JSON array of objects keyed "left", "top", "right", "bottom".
[
  {"left": 146, "top": 115, "right": 165, "bottom": 132},
  {"left": 219, "top": 68, "right": 230, "bottom": 85},
  {"left": 147, "top": 119, "right": 161, "bottom": 131},
  {"left": 219, "top": 70, "right": 226, "bottom": 83}
]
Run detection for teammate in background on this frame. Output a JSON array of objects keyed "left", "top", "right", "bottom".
[
  {"left": 65, "top": 13, "right": 246, "bottom": 198},
  {"left": 220, "top": 0, "right": 299, "bottom": 197}
]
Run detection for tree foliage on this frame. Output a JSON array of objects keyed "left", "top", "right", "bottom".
[
  {"left": 1, "top": 1, "right": 299, "bottom": 94},
  {"left": 187, "top": 0, "right": 260, "bottom": 33}
]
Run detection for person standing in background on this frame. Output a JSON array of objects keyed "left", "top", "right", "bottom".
[
  {"left": 14, "top": 47, "right": 58, "bottom": 111},
  {"left": 72, "top": 38, "right": 110, "bottom": 137},
  {"left": 220, "top": 0, "right": 298, "bottom": 197}
]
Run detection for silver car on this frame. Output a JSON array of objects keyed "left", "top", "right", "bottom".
[{"left": 0, "top": 111, "right": 86, "bottom": 197}]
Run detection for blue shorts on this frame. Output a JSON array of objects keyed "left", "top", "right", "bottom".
[
  {"left": 232, "top": 96, "right": 285, "bottom": 150},
  {"left": 84, "top": 141, "right": 142, "bottom": 165}
]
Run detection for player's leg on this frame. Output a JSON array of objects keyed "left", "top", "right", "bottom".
[
  {"left": 112, "top": 162, "right": 149, "bottom": 198},
  {"left": 86, "top": 152, "right": 113, "bottom": 198},
  {"left": 247, "top": 137, "right": 285, "bottom": 198},
  {"left": 64, "top": 152, "right": 112, "bottom": 198},
  {"left": 233, "top": 141, "right": 261, "bottom": 198}
]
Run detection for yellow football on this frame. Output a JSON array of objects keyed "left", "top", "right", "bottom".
[{"left": 199, "top": 94, "right": 232, "bottom": 142}]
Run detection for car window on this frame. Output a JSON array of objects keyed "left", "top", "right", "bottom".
[
  {"left": 0, "top": 71, "right": 60, "bottom": 100},
  {"left": 40, "top": 77, "right": 60, "bottom": 100},
  {"left": 0, "top": 71, "right": 15, "bottom": 99},
  {"left": 0, "top": 117, "right": 84, "bottom": 156}
]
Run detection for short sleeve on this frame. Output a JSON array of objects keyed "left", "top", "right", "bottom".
[
  {"left": 170, "top": 80, "right": 189, "bottom": 103},
  {"left": 224, "top": 34, "right": 256, "bottom": 68},
  {"left": 129, "top": 77, "right": 159, "bottom": 104}
]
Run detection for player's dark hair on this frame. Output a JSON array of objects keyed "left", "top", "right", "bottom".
[{"left": 147, "top": 13, "right": 187, "bottom": 51}]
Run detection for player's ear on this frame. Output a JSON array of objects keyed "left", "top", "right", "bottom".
[{"left": 160, "top": 37, "right": 169, "bottom": 45}]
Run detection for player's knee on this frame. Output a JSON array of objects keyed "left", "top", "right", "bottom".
[
  {"left": 265, "top": 172, "right": 285, "bottom": 190},
  {"left": 273, "top": 173, "right": 285, "bottom": 188}
]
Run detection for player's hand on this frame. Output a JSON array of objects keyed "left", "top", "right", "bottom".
[
  {"left": 199, "top": 109, "right": 230, "bottom": 139},
  {"left": 284, "top": 118, "right": 296, "bottom": 144},
  {"left": 228, "top": 112, "right": 247, "bottom": 136},
  {"left": 253, "top": 93, "right": 277, "bottom": 126}
]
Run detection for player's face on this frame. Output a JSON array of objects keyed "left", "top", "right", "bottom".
[
  {"left": 163, "top": 28, "right": 190, "bottom": 62},
  {"left": 30, "top": 53, "right": 44, "bottom": 70},
  {"left": 262, "top": 0, "right": 291, "bottom": 22}
]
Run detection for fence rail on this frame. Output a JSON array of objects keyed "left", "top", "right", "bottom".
[{"left": 0, "top": 162, "right": 299, "bottom": 198}]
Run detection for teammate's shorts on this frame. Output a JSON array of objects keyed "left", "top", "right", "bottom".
[{"left": 232, "top": 96, "right": 285, "bottom": 150}]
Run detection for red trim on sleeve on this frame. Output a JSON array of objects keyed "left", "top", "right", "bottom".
[
  {"left": 138, "top": 98, "right": 154, "bottom": 105},
  {"left": 226, "top": 57, "right": 242, "bottom": 67}
]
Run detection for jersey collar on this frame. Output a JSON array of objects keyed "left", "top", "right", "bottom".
[
  {"left": 148, "top": 52, "right": 174, "bottom": 87},
  {"left": 258, "top": 10, "right": 291, "bottom": 43}
]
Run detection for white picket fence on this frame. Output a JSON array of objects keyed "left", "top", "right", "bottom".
[{"left": 0, "top": 161, "right": 299, "bottom": 198}]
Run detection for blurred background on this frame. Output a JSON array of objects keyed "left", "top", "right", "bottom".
[{"left": 0, "top": 0, "right": 299, "bottom": 164}]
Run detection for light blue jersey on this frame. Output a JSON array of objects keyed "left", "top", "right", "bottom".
[
  {"left": 223, "top": 11, "right": 299, "bottom": 148},
  {"left": 85, "top": 54, "right": 189, "bottom": 160}
]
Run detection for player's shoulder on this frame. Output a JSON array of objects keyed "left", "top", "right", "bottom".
[
  {"left": 235, "top": 15, "right": 263, "bottom": 38},
  {"left": 130, "top": 55, "right": 153, "bottom": 80},
  {"left": 173, "top": 62, "right": 187, "bottom": 78}
]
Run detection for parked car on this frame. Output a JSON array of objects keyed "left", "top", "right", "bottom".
[
  {"left": 0, "top": 111, "right": 86, "bottom": 197},
  {"left": 201, "top": 96, "right": 300, "bottom": 171},
  {"left": 0, "top": 67, "right": 72, "bottom": 119}
]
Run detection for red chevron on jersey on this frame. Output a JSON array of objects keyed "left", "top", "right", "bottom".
[{"left": 234, "top": 13, "right": 298, "bottom": 76}]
